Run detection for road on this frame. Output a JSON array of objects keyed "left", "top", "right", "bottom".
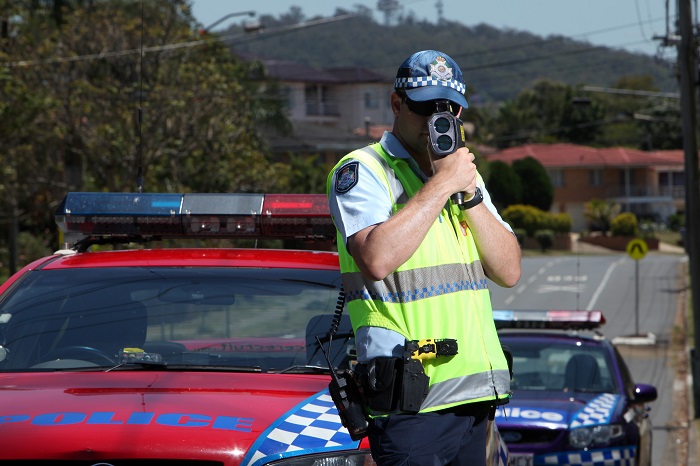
[{"left": 488, "top": 252, "right": 687, "bottom": 466}]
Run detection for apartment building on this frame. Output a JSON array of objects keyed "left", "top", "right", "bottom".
[{"left": 256, "top": 57, "right": 394, "bottom": 164}]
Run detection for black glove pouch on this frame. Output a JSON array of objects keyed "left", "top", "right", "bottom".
[
  {"left": 357, "top": 357, "right": 400, "bottom": 412},
  {"left": 356, "top": 356, "right": 429, "bottom": 414}
]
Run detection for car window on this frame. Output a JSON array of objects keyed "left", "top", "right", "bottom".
[
  {"left": 0, "top": 267, "right": 350, "bottom": 372},
  {"left": 506, "top": 340, "right": 617, "bottom": 393},
  {"left": 613, "top": 345, "right": 637, "bottom": 399}
]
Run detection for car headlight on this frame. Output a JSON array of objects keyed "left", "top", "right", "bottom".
[
  {"left": 268, "top": 451, "right": 375, "bottom": 466},
  {"left": 569, "top": 425, "right": 624, "bottom": 448}
]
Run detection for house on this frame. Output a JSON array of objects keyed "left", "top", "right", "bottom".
[
  {"left": 256, "top": 57, "right": 395, "bottom": 165},
  {"left": 486, "top": 143, "right": 685, "bottom": 231}
]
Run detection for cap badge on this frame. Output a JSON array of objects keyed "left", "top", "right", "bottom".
[{"left": 429, "top": 56, "right": 453, "bottom": 82}]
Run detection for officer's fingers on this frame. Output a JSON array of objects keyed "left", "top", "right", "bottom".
[{"left": 454, "top": 146, "right": 474, "bottom": 162}]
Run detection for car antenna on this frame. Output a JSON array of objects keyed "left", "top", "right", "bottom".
[{"left": 135, "top": 0, "right": 145, "bottom": 194}]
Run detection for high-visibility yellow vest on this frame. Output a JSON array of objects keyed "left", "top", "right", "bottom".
[{"left": 327, "top": 142, "right": 510, "bottom": 412}]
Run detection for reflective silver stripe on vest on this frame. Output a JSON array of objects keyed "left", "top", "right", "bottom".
[
  {"left": 343, "top": 262, "right": 487, "bottom": 303},
  {"left": 422, "top": 368, "right": 511, "bottom": 410}
]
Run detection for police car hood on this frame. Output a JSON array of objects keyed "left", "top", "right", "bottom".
[
  {"left": 0, "top": 371, "right": 358, "bottom": 462},
  {"left": 495, "top": 390, "right": 620, "bottom": 430}
]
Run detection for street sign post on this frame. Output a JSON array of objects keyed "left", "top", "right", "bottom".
[{"left": 627, "top": 239, "right": 648, "bottom": 336}]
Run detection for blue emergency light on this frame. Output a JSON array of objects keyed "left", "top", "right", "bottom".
[
  {"left": 55, "top": 192, "right": 336, "bottom": 244},
  {"left": 493, "top": 309, "right": 605, "bottom": 331}
]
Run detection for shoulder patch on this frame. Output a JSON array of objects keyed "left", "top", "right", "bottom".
[{"left": 335, "top": 161, "right": 359, "bottom": 194}]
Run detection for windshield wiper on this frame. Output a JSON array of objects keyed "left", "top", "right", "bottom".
[
  {"left": 105, "top": 360, "right": 169, "bottom": 372},
  {"left": 104, "top": 362, "right": 264, "bottom": 372},
  {"left": 272, "top": 364, "right": 331, "bottom": 374}
]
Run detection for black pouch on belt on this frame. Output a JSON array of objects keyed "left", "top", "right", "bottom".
[{"left": 358, "top": 357, "right": 401, "bottom": 412}]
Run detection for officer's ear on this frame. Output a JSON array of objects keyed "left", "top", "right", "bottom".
[{"left": 391, "top": 92, "right": 404, "bottom": 116}]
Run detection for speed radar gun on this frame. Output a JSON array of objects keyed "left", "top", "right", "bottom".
[{"left": 427, "top": 111, "right": 468, "bottom": 208}]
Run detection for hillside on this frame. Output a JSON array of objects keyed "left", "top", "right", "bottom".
[{"left": 228, "top": 13, "right": 678, "bottom": 104}]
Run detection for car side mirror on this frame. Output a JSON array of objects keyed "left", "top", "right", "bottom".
[{"left": 634, "top": 383, "right": 657, "bottom": 403}]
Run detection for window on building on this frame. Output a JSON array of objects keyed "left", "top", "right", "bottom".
[
  {"left": 589, "top": 169, "right": 602, "bottom": 186},
  {"left": 304, "top": 85, "right": 338, "bottom": 116},
  {"left": 280, "top": 86, "right": 292, "bottom": 110},
  {"left": 364, "top": 91, "right": 379, "bottom": 109},
  {"left": 549, "top": 169, "right": 564, "bottom": 187}
]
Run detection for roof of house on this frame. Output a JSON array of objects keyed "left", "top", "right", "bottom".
[
  {"left": 261, "top": 59, "right": 341, "bottom": 83},
  {"left": 486, "top": 143, "right": 685, "bottom": 168},
  {"left": 258, "top": 59, "right": 390, "bottom": 84}
]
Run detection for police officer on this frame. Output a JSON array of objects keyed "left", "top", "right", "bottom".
[{"left": 327, "top": 50, "right": 522, "bottom": 465}]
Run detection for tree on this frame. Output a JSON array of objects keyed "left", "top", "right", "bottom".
[
  {"left": 486, "top": 160, "right": 522, "bottom": 210},
  {"left": 591, "top": 75, "right": 682, "bottom": 150},
  {"left": 0, "top": 0, "right": 293, "bottom": 276},
  {"left": 511, "top": 156, "right": 553, "bottom": 211},
  {"left": 485, "top": 79, "right": 608, "bottom": 148}
]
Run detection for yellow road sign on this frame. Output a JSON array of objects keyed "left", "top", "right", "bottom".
[{"left": 626, "top": 238, "right": 648, "bottom": 260}]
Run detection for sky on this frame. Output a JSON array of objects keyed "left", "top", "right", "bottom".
[{"left": 190, "top": 0, "right": 678, "bottom": 59}]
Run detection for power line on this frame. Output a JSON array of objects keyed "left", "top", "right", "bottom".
[
  {"left": 1, "top": 14, "right": 357, "bottom": 68},
  {"left": 581, "top": 86, "right": 679, "bottom": 99}
]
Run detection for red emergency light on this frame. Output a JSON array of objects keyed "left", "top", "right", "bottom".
[{"left": 55, "top": 192, "right": 336, "bottom": 246}]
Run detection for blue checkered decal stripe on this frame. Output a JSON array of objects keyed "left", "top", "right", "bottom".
[
  {"left": 538, "top": 445, "right": 636, "bottom": 466},
  {"left": 394, "top": 76, "right": 466, "bottom": 94},
  {"left": 570, "top": 393, "right": 618, "bottom": 428},
  {"left": 241, "top": 390, "right": 359, "bottom": 466},
  {"left": 497, "top": 430, "right": 509, "bottom": 466}
]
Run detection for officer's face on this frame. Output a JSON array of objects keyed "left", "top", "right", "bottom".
[
  {"left": 392, "top": 93, "right": 462, "bottom": 168},
  {"left": 391, "top": 92, "right": 433, "bottom": 162}
]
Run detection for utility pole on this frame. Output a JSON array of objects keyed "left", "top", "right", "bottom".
[
  {"left": 377, "top": 0, "right": 400, "bottom": 26},
  {"left": 677, "top": 0, "right": 700, "bottom": 418}
]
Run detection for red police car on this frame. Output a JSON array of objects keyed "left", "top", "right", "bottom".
[{"left": 0, "top": 192, "right": 508, "bottom": 465}]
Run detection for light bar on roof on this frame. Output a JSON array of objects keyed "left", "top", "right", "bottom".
[
  {"left": 493, "top": 309, "right": 605, "bottom": 330},
  {"left": 55, "top": 192, "right": 336, "bottom": 241}
]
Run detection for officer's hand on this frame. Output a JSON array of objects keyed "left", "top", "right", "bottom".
[{"left": 431, "top": 146, "right": 477, "bottom": 199}]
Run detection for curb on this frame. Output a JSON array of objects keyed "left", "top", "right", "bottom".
[{"left": 611, "top": 333, "right": 657, "bottom": 346}]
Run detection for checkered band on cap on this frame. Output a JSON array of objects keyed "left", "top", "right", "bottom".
[{"left": 394, "top": 76, "right": 466, "bottom": 95}]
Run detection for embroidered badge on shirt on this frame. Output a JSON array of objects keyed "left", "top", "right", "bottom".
[
  {"left": 460, "top": 220, "right": 469, "bottom": 236},
  {"left": 429, "top": 56, "right": 453, "bottom": 81},
  {"left": 335, "top": 161, "right": 359, "bottom": 194}
]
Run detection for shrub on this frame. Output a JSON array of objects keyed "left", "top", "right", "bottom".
[
  {"left": 512, "top": 228, "right": 527, "bottom": 246},
  {"left": 611, "top": 212, "right": 638, "bottom": 237},
  {"left": 502, "top": 204, "right": 572, "bottom": 237},
  {"left": 534, "top": 229, "right": 555, "bottom": 252},
  {"left": 502, "top": 204, "right": 546, "bottom": 236},
  {"left": 668, "top": 213, "right": 685, "bottom": 232},
  {"left": 545, "top": 213, "right": 573, "bottom": 234},
  {"left": 584, "top": 199, "right": 621, "bottom": 233}
]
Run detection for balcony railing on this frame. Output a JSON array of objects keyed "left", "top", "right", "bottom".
[
  {"left": 305, "top": 101, "right": 340, "bottom": 116},
  {"left": 605, "top": 186, "right": 685, "bottom": 199}
]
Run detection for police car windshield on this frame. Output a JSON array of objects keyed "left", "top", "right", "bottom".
[
  {"left": 505, "top": 340, "right": 617, "bottom": 393},
  {"left": 0, "top": 267, "right": 349, "bottom": 372}
]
